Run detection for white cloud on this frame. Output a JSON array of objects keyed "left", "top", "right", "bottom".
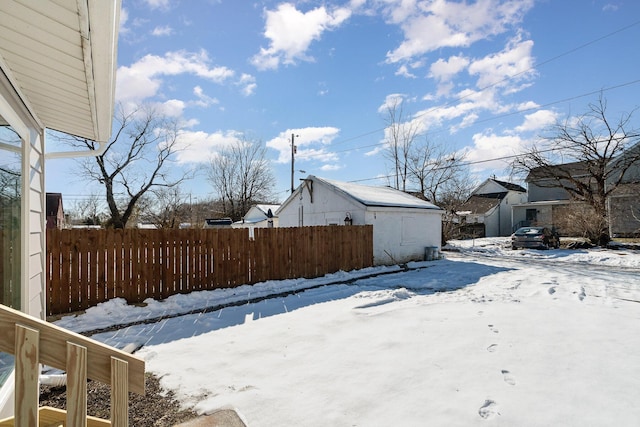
[
  {"left": 377, "top": 93, "right": 406, "bottom": 114},
  {"left": 411, "top": 87, "right": 500, "bottom": 134},
  {"left": 144, "top": 0, "right": 171, "bottom": 10},
  {"left": 158, "top": 99, "right": 186, "bottom": 117},
  {"left": 237, "top": 74, "right": 257, "bottom": 96},
  {"left": 395, "top": 65, "right": 417, "bottom": 78},
  {"left": 116, "top": 50, "right": 235, "bottom": 103},
  {"left": 384, "top": 0, "right": 535, "bottom": 64},
  {"left": 152, "top": 25, "right": 174, "bottom": 36},
  {"left": 465, "top": 131, "right": 527, "bottom": 171},
  {"left": 429, "top": 55, "right": 470, "bottom": 82},
  {"left": 174, "top": 129, "right": 244, "bottom": 164},
  {"left": 266, "top": 127, "right": 341, "bottom": 164},
  {"left": 513, "top": 109, "right": 557, "bottom": 133},
  {"left": 252, "top": 3, "right": 352, "bottom": 70},
  {"left": 468, "top": 35, "right": 536, "bottom": 91},
  {"left": 119, "top": 8, "right": 129, "bottom": 34},
  {"left": 320, "top": 164, "right": 343, "bottom": 171},
  {"left": 192, "top": 86, "right": 219, "bottom": 108}
]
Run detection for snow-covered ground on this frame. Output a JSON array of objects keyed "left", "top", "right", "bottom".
[{"left": 54, "top": 238, "right": 640, "bottom": 426}]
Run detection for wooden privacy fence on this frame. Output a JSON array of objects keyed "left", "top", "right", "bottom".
[{"left": 46, "top": 226, "right": 373, "bottom": 316}]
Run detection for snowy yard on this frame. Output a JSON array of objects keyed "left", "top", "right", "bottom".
[{"left": 55, "top": 238, "right": 640, "bottom": 426}]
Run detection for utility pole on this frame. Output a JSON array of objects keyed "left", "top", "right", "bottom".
[{"left": 290, "top": 133, "right": 298, "bottom": 193}]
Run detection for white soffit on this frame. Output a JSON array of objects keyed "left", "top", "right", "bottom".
[{"left": 0, "top": 0, "right": 120, "bottom": 141}]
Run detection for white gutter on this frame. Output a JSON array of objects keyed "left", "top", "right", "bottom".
[{"left": 45, "top": 140, "right": 108, "bottom": 160}]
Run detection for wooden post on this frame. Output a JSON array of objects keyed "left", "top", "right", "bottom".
[
  {"left": 14, "top": 325, "right": 39, "bottom": 427},
  {"left": 111, "top": 357, "right": 129, "bottom": 427},
  {"left": 66, "top": 342, "right": 88, "bottom": 426}
]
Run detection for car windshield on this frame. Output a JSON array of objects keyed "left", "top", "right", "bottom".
[{"left": 515, "top": 228, "right": 543, "bottom": 235}]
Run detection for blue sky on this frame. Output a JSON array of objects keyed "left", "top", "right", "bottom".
[{"left": 46, "top": 0, "right": 640, "bottom": 204}]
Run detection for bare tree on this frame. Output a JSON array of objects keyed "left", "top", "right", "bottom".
[
  {"left": 143, "top": 186, "right": 190, "bottom": 229},
  {"left": 58, "top": 104, "right": 192, "bottom": 229},
  {"left": 383, "top": 97, "right": 420, "bottom": 191},
  {"left": 407, "top": 137, "right": 469, "bottom": 202},
  {"left": 436, "top": 172, "right": 477, "bottom": 243},
  {"left": 67, "top": 194, "right": 104, "bottom": 226},
  {"left": 207, "top": 137, "right": 275, "bottom": 221},
  {"left": 514, "top": 96, "right": 640, "bottom": 245}
]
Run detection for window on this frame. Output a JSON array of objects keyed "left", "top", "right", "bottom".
[
  {"left": 0, "top": 124, "right": 21, "bottom": 308},
  {"left": 0, "top": 121, "right": 21, "bottom": 388}
]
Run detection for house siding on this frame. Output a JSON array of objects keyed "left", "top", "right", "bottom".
[
  {"left": 27, "top": 131, "right": 45, "bottom": 318},
  {"left": 278, "top": 182, "right": 363, "bottom": 227},
  {"left": 460, "top": 179, "right": 527, "bottom": 237},
  {"left": 527, "top": 181, "right": 572, "bottom": 202},
  {"left": 608, "top": 183, "right": 640, "bottom": 236},
  {"left": 365, "top": 207, "right": 442, "bottom": 265}
]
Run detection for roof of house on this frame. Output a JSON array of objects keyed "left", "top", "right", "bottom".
[
  {"left": 45, "top": 193, "right": 63, "bottom": 216},
  {"left": 204, "top": 218, "right": 233, "bottom": 227},
  {"left": 308, "top": 176, "right": 441, "bottom": 210},
  {"left": 254, "top": 204, "right": 280, "bottom": 217},
  {"left": 0, "top": 1, "right": 121, "bottom": 142},
  {"left": 457, "top": 193, "right": 506, "bottom": 215},
  {"left": 491, "top": 179, "right": 526, "bottom": 193}
]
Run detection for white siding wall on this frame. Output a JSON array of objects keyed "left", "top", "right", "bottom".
[
  {"left": 27, "top": 130, "right": 45, "bottom": 318},
  {"left": 474, "top": 180, "right": 506, "bottom": 195},
  {"left": 483, "top": 206, "right": 500, "bottom": 237},
  {"left": 364, "top": 208, "right": 442, "bottom": 265},
  {"left": 278, "top": 183, "right": 363, "bottom": 227},
  {"left": 498, "top": 191, "right": 527, "bottom": 235}
]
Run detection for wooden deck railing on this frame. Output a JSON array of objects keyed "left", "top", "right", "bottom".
[{"left": 0, "top": 304, "right": 145, "bottom": 426}]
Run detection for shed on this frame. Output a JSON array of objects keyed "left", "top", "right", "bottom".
[{"left": 276, "top": 176, "right": 443, "bottom": 266}]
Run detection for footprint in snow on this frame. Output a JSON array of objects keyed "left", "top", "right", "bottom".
[
  {"left": 478, "top": 399, "right": 499, "bottom": 419},
  {"left": 488, "top": 324, "right": 499, "bottom": 334},
  {"left": 487, "top": 344, "right": 498, "bottom": 353},
  {"left": 577, "top": 286, "right": 586, "bottom": 301},
  {"left": 501, "top": 369, "right": 516, "bottom": 386},
  {"left": 548, "top": 286, "right": 556, "bottom": 295}
]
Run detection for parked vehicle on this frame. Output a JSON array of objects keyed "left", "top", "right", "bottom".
[{"left": 511, "top": 226, "right": 560, "bottom": 250}]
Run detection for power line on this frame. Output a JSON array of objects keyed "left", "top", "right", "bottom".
[
  {"left": 327, "top": 19, "right": 640, "bottom": 151},
  {"left": 331, "top": 78, "right": 640, "bottom": 157},
  {"left": 346, "top": 131, "right": 637, "bottom": 185}
]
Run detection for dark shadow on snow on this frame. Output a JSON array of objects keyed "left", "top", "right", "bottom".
[{"left": 89, "top": 259, "right": 512, "bottom": 350}]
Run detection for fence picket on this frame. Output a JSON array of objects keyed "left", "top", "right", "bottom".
[{"left": 45, "top": 226, "right": 373, "bottom": 316}]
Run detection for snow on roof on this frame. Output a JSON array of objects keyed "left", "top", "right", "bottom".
[
  {"left": 254, "top": 204, "right": 280, "bottom": 215},
  {"left": 317, "top": 176, "right": 441, "bottom": 210}
]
